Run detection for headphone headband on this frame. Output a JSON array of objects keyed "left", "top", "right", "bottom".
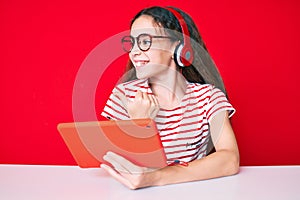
[{"left": 165, "top": 7, "right": 194, "bottom": 67}]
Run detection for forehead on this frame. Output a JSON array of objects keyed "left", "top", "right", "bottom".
[{"left": 130, "top": 15, "right": 165, "bottom": 37}]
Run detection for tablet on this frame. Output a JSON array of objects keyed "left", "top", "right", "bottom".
[{"left": 57, "top": 119, "right": 167, "bottom": 168}]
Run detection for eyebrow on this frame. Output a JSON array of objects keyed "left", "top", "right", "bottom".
[{"left": 130, "top": 27, "right": 163, "bottom": 36}]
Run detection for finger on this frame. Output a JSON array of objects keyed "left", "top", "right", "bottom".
[
  {"left": 149, "top": 94, "right": 158, "bottom": 106},
  {"left": 106, "top": 152, "right": 157, "bottom": 178},
  {"left": 149, "top": 109, "right": 159, "bottom": 119},
  {"left": 106, "top": 151, "right": 143, "bottom": 174},
  {"left": 142, "top": 92, "right": 150, "bottom": 101},
  {"left": 103, "top": 153, "right": 130, "bottom": 174},
  {"left": 148, "top": 95, "right": 159, "bottom": 118},
  {"left": 100, "top": 163, "right": 117, "bottom": 174},
  {"left": 147, "top": 94, "right": 154, "bottom": 104},
  {"left": 101, "top": 164, "right": 135, "bottom": 189},
  {"left": 114, "top": 92, "right": 128, "bottom": 109},
  {"left": 135, "top": 90, "right": 143, "bottom": 101},
  {"left": 151, "top": 95, "right": 159, "bottom": 106},
  {"left": 148, "top": 95, "right": 157, "bottom": 111}
]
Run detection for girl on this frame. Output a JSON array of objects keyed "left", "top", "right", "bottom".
[{"left": 101, "top": 6, "right": 239, "bottom": 189}]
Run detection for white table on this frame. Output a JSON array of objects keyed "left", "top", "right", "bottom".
[{"left": 1, "top": 165, "right": 299, "bottom": 200}]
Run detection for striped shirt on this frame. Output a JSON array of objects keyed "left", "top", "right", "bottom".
[{"left": 101, "top": 79, "right": 235, "bottom": 165}]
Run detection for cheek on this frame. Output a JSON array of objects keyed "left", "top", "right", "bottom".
[
  {"left": 149, "top": 50, "right": 172, "bottom": 65},
  {"left": 129, "top": 54, "right": 134, "bottom": 63}
]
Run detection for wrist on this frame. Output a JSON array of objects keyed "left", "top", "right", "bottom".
[
  {"left": 143, "top": 167, "right": 164, "bottom": 187},
  {"left": 150, "top": 165, "right": 190, "bottom": 186}
]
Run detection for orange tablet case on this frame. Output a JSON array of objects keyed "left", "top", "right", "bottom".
[{"left": 57, "top": 119, "right": 167, "bottom": 168}]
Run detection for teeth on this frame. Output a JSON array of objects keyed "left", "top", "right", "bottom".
[
  {"left": 136, "top": 62, "right": 142, "bottom": 67},
  {"left": 136, "top": 61, "right": 148, "bottom": 67}
]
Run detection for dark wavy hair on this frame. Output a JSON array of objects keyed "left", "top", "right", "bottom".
[{"left": 122, "top": 6, "right": 227, "bottom": 95}]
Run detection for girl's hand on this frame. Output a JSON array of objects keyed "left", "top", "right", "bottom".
[
  {"left": 115, "top": 90, "right": 159, "bottom": 119},
  {"left": 101, "top": 152, "right": 159, "bottom": 189}
]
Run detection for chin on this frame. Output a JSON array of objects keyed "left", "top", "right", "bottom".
[
  {"left": 136, "top": 73, "right": 148, "bottom": 80},
  {"left": 135, "top": 70, "right": 150, "bottom": 80}
]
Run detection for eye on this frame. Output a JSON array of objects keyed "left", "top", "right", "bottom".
[{"left": 141, "top": 39, "right": 151, "bottom": 45}]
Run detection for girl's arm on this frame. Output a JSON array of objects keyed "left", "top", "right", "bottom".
[
  {"left": 101, "top": 111, "right": 239, "bottom": 189},
  {"left": 154, "top": 111, "right": 239, "bottom": 185}
]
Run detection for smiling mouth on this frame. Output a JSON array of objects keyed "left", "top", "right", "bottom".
[{"left": 134, "top": 61, "right": 149, "bottom": 68}]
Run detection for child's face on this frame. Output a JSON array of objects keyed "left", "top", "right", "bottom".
[{"left": 129, "top": 15, "right": 177, "bottom": 80}]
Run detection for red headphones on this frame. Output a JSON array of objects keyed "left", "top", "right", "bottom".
[{"left": 165, "top": 7, "right": 194, "bottom": 67}]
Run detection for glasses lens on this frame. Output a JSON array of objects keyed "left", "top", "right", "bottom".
[
  {"left": 121, "top": 36, "right": 134, "bottom": 52},
  {"left": 138, "top": 34, "right": 152, "bottom": 51}
]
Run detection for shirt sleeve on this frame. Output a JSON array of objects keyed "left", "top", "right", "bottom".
[
  {"left": 101, "top": 84, "right": 130, "bottom": 120},
  {"left": 206, "top": 86, "right": 235, "bottom": 122}
]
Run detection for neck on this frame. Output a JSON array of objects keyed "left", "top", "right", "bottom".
[{"left": 149, "top": 69, "right": 187, "bottom": 109}]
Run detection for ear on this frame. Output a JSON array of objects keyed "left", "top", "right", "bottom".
[
  {"left": 170, "top": 40, "right": 181, "bottom": 58},
  {"left": 171, "top": 40, "right": 181, "bottom": 52}
]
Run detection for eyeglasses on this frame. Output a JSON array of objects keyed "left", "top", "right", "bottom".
[{"left": 121, "top": 33, "right": 174, "bottom": 53}]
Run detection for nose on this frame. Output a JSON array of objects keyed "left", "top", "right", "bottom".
[
  {"left": 131, "top": 50, "right": 142, "bottom": 57},
  {"left": 130, "top": 41, "right": 142, "bottom": 55}
]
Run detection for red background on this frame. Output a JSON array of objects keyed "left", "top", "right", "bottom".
[{"left": 1, "top": 0, "right": 299, "bottom": 166}]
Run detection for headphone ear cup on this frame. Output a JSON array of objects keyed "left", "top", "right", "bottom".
[{"left": 174, "top": 43, "right": 185, "bottom": 67}]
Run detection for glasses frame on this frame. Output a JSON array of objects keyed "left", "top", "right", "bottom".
[{"left": 121, "top": 33, "right": 175, "bottom": 53}]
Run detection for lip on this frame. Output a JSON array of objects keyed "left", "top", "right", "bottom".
[{"left": 133, "top": 60, "right": 149, "bottom": 69}]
